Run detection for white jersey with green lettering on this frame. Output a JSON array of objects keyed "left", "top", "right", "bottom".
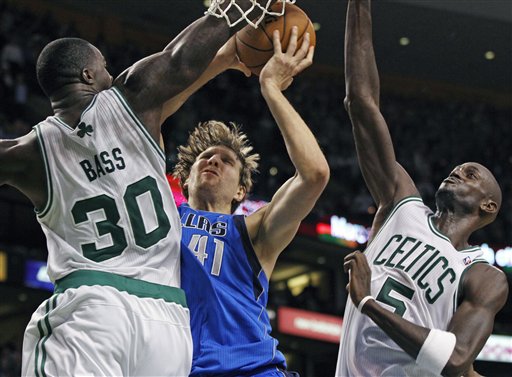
[
  {"left": 33, "top": 87, "right": 181, "bottom": 287},
  {"left": 336, "top": 197, "right": 488, "bottom": 377}
]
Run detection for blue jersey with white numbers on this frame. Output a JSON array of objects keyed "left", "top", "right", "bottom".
[{"left": 179, "top": 203, "right": 287, "bottom": 376}]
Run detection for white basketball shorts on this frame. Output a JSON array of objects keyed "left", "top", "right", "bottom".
[{"left": 22, "top": 270, "right": 192, "bottom": 377}]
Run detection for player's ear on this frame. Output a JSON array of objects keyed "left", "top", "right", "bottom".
[
  {"left": 234, "top": 185, "right": 246, "bottom": 203},
  {"left": 81, "top": 67, "right": 94, "bottom": 84},
  {"left": 480, "top": 199, "right": 498, "bottom": 215}
]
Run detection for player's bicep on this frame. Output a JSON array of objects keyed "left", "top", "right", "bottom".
[
  {"left": 0, "top": 138, "right": 28, "bottom": 185},
  {"left": 446, "top": 265, "right": 508, "bottom": 367},
  {"left": 447, "top": 300, "right": 494, "bottom": 360},
  {"left": 115, "top": 52, "right": 194, "bottom": 112},
  {"left": 249, "top": 176, "right": 314, "bottom": 256}
]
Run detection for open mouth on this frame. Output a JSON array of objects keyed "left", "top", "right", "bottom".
[
  {"left": 202, "top": 170, "right": 219, "bottom": 177},
  {"left": 443, "top": 176, "right": 460, "bottom": 184}
]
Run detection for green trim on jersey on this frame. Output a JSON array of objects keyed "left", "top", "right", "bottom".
[
  {"left": 34, "top": 124, "right": 53, "bottom": 218},
  {"left": 35, "top": 294, "right": 58, "bottom": 377},
  {"left": 368, "top": 196, "right": 423, "bottom": 247},
  {"left": 427, "top": 215, "right": 451, "bottom": 244},
  {"left": 454, "top": 259, "right": 489, "bottom": 312},
  {"left": 53, "top": 117, "right": 74, "bottom": 131},
  {"left": 110, "top": 87, "right": 165, "bottom": 161},
  {"left": 54, "top": 270, "right": 188, "bottom": 308},
  {"left": 427, "top": 215, "right": 481, "bottom": 253}
]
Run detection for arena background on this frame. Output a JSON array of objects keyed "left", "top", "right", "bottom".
[{"left": 0, "top": 0, "right": 510, "bottom": 375}]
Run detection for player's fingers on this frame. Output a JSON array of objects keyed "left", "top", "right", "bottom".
[
  {"left": 343, "top": 259, "right": 353, "bottom": 273},
  {"left": 294, "top": 32, "right": 310, "bottom": 59},
  {"left": 353, "top": 251, "right": 372, "bottom": 276},
  {"left": 272, "top": 30, "right": 282, "bottom": 55},
  {"left": 293, "top": 46, "right": 314, "bottom": 75},
  {"left": 353, "top": 250, "right": 366, "bottom": 263},
  {"left": 306, "top": 45, "right": 315, "bottom": 62},
  {"left": 344, "top": 252, "right": 357, "bottom": 262},
  {"left": 286, "top": 26, "right": 298, "bottom": 56}
]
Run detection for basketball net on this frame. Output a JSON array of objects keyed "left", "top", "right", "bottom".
[{"left": 205, "top": 0, "right": 296, "bottom": 28}]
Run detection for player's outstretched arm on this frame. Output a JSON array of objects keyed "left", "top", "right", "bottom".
[
  {"left": 344, "top": 0, "right": 417, "bottom": 222},
  {"left": 344, "top": 251, "right": 509, "bottom": 377},
  {"left": 159, "top": 36, "right": 251, "bottom": 124},
  {"left": 0, "top": 133, "right": 46, "bottom": 208},
  {"left": 246, "top": 28, "right": 329, "bottom": 278},
  {"left": 115, "top": 0, "right": 275, "bottom": 140}
]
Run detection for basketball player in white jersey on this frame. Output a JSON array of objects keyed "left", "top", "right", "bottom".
[
  {"left": 336, "top": 1, "right": 509, "bottom": 377},
  {"left": 0, "top": 1, "right": 276, "bottom": 376}
]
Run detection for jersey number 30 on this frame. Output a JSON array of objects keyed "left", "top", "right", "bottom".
[{"left": 71, "top": 176, "right": 171, "bottom": 262}]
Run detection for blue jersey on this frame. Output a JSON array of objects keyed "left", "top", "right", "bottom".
[{"left": 179, "top": 204, "right": 287, "bottom": 376}]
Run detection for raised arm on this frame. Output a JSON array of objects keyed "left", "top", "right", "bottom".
[
  {"left": 344, "top": 0, "right": 417, "bottom": 225},
  {"left": 159, "top": 36, "right": 251, "bottom": 124},
  {"left": 345, "top": 251, "right": 509, "bottom": 377},
  {"left": 115, "top": 0, "right": 274, "bottom": 140},
  {"left": 246, "top": 28, "right": 329, "bottom": 278}
]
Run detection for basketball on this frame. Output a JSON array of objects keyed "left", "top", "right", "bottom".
[{"left": 235, "top": 2, "right": 316, "bottom": 76}]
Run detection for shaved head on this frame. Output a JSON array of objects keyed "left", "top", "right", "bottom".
[{"left": 436, "top": 162, "right": 502, "bottom": 227}]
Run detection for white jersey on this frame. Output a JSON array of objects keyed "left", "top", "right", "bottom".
[
  {"left": 336, "top": 197, "right": 488, "bottom": 377},
  {"left": 34, "top": 87, "right": 182, "bottom": 287}
]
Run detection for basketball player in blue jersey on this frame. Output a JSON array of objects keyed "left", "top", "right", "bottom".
[
  {"left": 172, "top": 28, "right": 329, "bottom": 376},
  {"left": 0, "top": 1, "right": 278, "bottom": 376},
  {"left": 336, "top": 1, "right": 509, "bottom": 377}
]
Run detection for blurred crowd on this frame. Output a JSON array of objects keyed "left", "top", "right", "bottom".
[{"left": 0, "top": 343, "right": 20, "bottom": 377}]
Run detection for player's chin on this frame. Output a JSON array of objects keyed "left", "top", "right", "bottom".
[{"left": 435, "top": 185, "right": 457, "bottom": 204}]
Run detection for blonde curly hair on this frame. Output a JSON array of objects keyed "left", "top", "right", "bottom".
[{"left": 173, "top": 120, "right": 260, "bottom": 208}]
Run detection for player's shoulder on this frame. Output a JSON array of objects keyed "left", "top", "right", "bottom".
[{"left": 463, "top": 263, "right": 509, "bottom": 306}]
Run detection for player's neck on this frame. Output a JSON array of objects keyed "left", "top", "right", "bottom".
[
  {"left": 431, "top": 211, "right": 475, "bottom": 250},
  {"left": 50, "top": 87, "right": 98, "bottom": 129},
  {"left": 188, "top": 196, "right": 231, "bottom": 214}
]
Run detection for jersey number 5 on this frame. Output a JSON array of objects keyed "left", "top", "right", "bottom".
[
  {"left": 71, "top": 176, "right": 171, "bottom": 262},
  {"left": 376, "top": 277, "right": 415, "bottom": 317}
]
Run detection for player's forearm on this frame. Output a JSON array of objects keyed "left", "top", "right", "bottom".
[
  {"left": 344, "top": 0, "right": 402, "bottom": 206},
  {"left": 362, "top": 299, "right": 430, "bottom": 359},
  {"left": 161, "top": 16, "right": 232, "bottom": 91},
  {"left": 261, "top": 83, "right": 329, "bottom": 186},
  {"left": 159, "top": 50, "right": 232, "bottom": 123},
  {"left": 344, "top": 0, "right": 380, "bottom": 109},
  {"left": 155, "top": 0, "right": 277, "bottom": 106},
  {"left": 363, "top": 299, "right": 466, "bottom": 377}
]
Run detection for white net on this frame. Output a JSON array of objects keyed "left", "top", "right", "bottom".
[{"left": 205, "top": 0, "right": 296, "bottom": 28}]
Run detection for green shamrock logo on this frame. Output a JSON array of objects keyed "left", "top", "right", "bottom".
[{"left": 77, "top": 122, "right": 93, "bottom": 138}]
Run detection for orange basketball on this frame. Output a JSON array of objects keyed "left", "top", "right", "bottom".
[{"left": 235, "top": 2, "right": 316, "bottom": 76}]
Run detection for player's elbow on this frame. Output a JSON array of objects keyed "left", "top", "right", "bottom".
[
  {"left": 343, "top": 94, "right": 378, "bottom": 117},
  {"left": 304, "top": 159, "right": 330, "bottom": 191},
  {"left": 442, "top": 348, "right": 472, "bottom": 377},
  {"left": 316, "top": 162, "right": 330, "bottom": 188}
]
